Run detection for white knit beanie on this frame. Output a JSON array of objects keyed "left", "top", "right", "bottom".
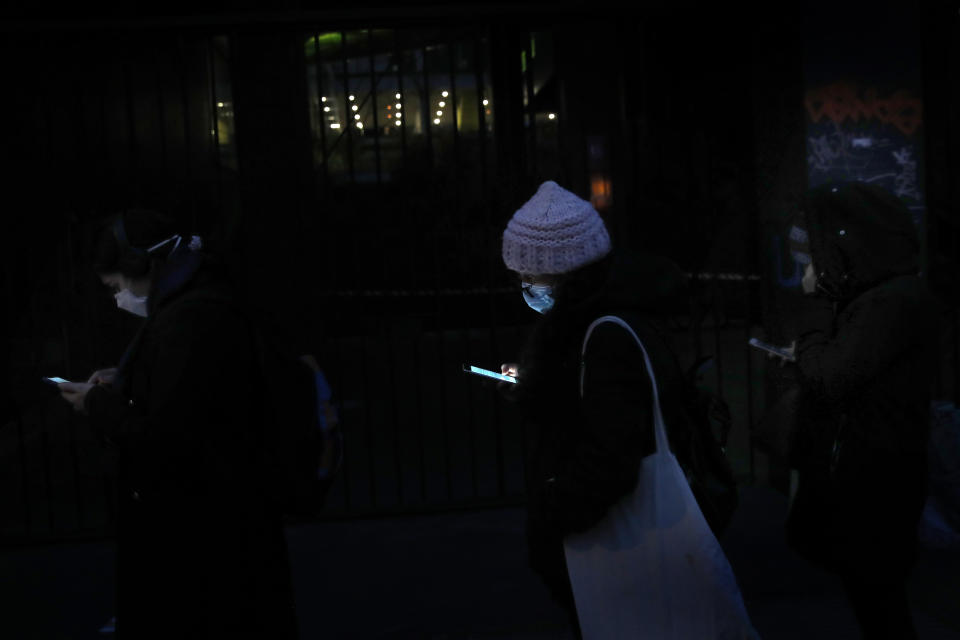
[{"left": 502, "top": 181, "right": 611, "bottom": 275}]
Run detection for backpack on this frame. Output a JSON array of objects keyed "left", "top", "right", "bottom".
[
  {"left": 175, "top": 290, "right": 342, "bottom": 517},
  {"left": 247, "top": 313, "right": 343, "bottom": 518},
  {"left": 674, "top": 355, "right": 739, "bottom": 536}
]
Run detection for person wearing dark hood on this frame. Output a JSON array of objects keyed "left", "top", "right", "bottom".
[
  {"left": 497, "top": 181, "right": 704, "bottom": 635},
  {"left": 56, "top": 209, "right": 298, "bottom": 639},
  {"left": 772, "top": 182, "right": 938, "bottom": 639}
]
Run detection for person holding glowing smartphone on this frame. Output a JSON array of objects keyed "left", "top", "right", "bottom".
[{"left": 766, "top": 182, "right": 938, "bottom": 640}]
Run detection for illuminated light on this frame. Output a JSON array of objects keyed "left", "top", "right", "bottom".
[
  {"left": 395, "top": 103, "right": 402, "bottom": 109},
  {"left": 323, "top": 106, "right": 331, "bottom": 112},
  {"left": 386, "top": 105, "right": 392, "bottom": 110},
  {"left": 395, "top": 113, "right": 402, "bottom": 119},
  {"left": 330, "top": 123, "right": 341, "bottom": 129},
  {"left": 441, "top": 90, "right": 449, "bottom": 97},
  {"left": 387, "top": 114, "right": 392, "bottom": 119},
  {"left": 438, "top": 101, "right": 445, "bottom": 108},
  {"left": 436, "top": 110, "right": 443, "bottom": 116},
  {"left": 356, "top": 122, "right": 363, "bottom": 129},
  {"left": 433, "top": 118, "right": 441, "bottom": 124},
  {"left": 217, "top": 102, "right": 224, "bottom": 108},
  {"left": 395, "top": 92, "right": 401, "bottom": 99},
  {"left": 590, "top": 175, "right": 613, "bottom": 211},
  {"left": 548, "top": 113, "right": 556, "bottom": 120},
  {"left": 349, "top": 95, "right": 355, "bottom": 101},
  {"left": 321, "top": 96, "right": 327, "bottom": 102},
  {"left": 351, "top": 105, "right": 359, "bottom": 111},
  {"left": 482, "top": 99, "right": 489, "bottom": 106},
  {"left": 354, "top": 114, "right": 361, "bottom": 120},
  {"left": 395, "top": 120, "right": 402, "bottom": 126}
]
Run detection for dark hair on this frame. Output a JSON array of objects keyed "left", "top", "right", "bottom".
[{"left": 92, "top": 209, "right": 180, "bottom": 278}]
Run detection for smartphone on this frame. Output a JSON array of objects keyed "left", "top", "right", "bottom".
[
  {"left": 42, "top": 377, "right": 70, "bottom": 387},
  {"left": 462, "top": 364, "right": 518, "bottom": 384},
  {"left": 748, "top": 338, "right": 796, "bottom": 362}
]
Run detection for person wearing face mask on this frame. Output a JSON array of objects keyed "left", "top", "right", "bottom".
[
  {"left": 497, "top": 181, "right": 697, "bottom": 636},
  {"left": 56, "top": 209, "right": 299, "bottom": 639},
  {"left": 766, "top": 183, "right": 939, "bottom": 640}
]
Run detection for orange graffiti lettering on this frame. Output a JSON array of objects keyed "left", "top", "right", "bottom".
[{"left": 805, "top": 83, "right": 922, "bottom": 136}]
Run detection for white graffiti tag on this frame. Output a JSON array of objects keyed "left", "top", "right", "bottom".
[{"left": 892, "top": 147, "right": 920, "bottom": 201}]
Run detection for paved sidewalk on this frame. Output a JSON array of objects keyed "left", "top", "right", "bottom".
[{"left": 2, "top": 486, "right": 958, "bottom": 639}]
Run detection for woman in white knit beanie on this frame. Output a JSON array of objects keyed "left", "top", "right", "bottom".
[{"left": 496, "top": 181, "right": 752, "bottom": 638}]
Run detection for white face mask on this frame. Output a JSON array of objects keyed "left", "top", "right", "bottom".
[{"left": 115, "top": 288, "right": 148, "bottom": 317}]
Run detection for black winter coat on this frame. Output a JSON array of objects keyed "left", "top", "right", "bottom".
[
  {"left": 85, "top": 251, "right": 297, "bottom": 639},
  {"left": 510, "top": 252, "right": 691, "bottom": 612},
  {"left": 785, "top": 182, "right": 939, "bottom": 581}
]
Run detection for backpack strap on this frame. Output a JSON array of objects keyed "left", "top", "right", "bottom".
[{"left": 581, "top": 315, "right": 670, "bottom": 455}]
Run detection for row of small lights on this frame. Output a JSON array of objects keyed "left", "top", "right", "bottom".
[{"left": 318, "top": 91, "right": 494, "bottom": 130}]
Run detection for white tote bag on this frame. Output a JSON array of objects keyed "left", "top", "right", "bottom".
[{"left": 564, "top": 316, "right": 760, "bottom": 640}]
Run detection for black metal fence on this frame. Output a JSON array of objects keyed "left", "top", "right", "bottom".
[{"left": 2, "top": 11, "right": 959, "bottom": 543}]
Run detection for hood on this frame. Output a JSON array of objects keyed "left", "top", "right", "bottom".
[
  {"left": 147, "top": 246, "right": 206, "bottom": 314},
  {"left": 800, "top": 182, "right": 920, "bottom": 300}
]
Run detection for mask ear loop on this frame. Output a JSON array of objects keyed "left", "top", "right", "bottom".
[{"left": 145, "top": 234, "right": 183, "bottom": 255}]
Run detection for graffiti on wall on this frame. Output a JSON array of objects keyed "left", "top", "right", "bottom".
[
  {"left": 771, "top": 83, "right": 924, "bottom": 290},
  {"left": 804, "top": 82, "right": 924, "bottom": 224}
]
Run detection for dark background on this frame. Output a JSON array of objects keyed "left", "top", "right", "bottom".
[{"left": 1, "top": 0, "right": 958, "bottom": 544}]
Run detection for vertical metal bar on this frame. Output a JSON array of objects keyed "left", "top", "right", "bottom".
[
  {"left": 421, "top": 43, "right": 434, "bottom": 168},
  {"left": 746, "top": 280, "right": 755, "bottom": 484},
  {"left": 178, "top": 36, "right": 197, "bottom": 231},
  {"left": 359, "top": 331, "right": 376, "bottom": 507},
  {"left": 367, "top": 29, "right": 382, "bottom": 185},
  {"left": 412, "top": 331, "right": 427, "bottom": 502},
  {"left": 122, "top": 54, "right": 140, "bottom": 203},
  {"left": 341, "top": 31, "right": 355, "bottom": 183},
  {"left": 17, "top": 412, "right": 31, "bottom": 534},
  {"left": 207, "top": 38, "right": 224, "bottom": 234},
  {"left": 313, "top": 33, "right": 330, "bottom": 189},
  {"left": 437, "top": 309, "right": 452, "bottom": 500},
  {"left": 41, "top": 428, "right": 54, "bottom": 532},
  {"left": 448, "top": 40, "right": 476, "bottom": 498},
  {"left": 330, "top": 326, "right": 351, "bottom": 511},
  {"left": 448, "top": 38, "right": 461, "bottom": 211},
  {"left": 154, "top": 45, "right": 169, "bottom": 185},
  {"left": 523, "top": 33, "right": 537, "bottom": 178},
  {"left": 63, "top": 218, "right": 85, "bottom": 529},
  {"left": 385, "top": 322, "right": 403, "bottom": 504},
  {"left": 476, "top": 31, "right": 504, "bottom": 497},
  {"left": 712, "top": 282, "right": 725, "bottom": 400},
  {"left": 475, "top": 33, "right": 489, "bottom": 194},
  {"left": 422, "top": 40, "right": 447, "bottom": 498},
  {"left": 954, "top": 308, "right": 959, "bottom": 405},
  {"left": 395, "top": 29, "right": 415, "bottom": 293},
  {"left": 394, "top": 29, "right": 407, "bottom": 160}
]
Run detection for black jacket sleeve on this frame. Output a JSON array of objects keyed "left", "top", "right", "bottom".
[
  {"left": 84, "top": 301, "right": 258, "bottom": 465},
  {"left": 539, "top": 321, "right": 652, "bottom": 535},
  {"left": 795, "top": 290, "right": 919, "bottom": 404}
]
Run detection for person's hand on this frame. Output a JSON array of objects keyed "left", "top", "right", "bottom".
[
  {"left": 498, "top": 363, "right": 520, "bottom": 396},
  {"left": 87, "top": 367, "right": 118, "bottom": 385},
  {"left": 58, "top": 382, "right": 95, "bottom": 414},
  {"left": 767, "top": 340, "right": 797, "bottom": 367}
]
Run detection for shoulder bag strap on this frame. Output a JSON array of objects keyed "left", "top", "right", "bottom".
[{"left": 581, "top": 315, "right": 670, "bottom": 455}]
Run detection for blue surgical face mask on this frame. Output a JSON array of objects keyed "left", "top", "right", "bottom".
[{"left": 522, "top": 282, "right": 555, "bottom": 314}]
